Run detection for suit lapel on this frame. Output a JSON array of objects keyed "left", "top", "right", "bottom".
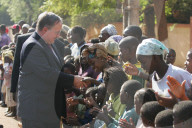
[
  {"left": 32, "top": 32, "right": 63, "bottom": 69},
  {"left": 52, "top": 44, "right": 64, "bottom": 65}
]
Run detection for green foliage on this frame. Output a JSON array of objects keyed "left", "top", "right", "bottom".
[
  {"left": 139, "top": 0, "right": 191, "bottom": 24},
  {"left": 71, "top": 8, "right": 122, "bottom": 28},
  {"left": 166, "top": 0, "right": 192, "bottom": 23},
  {"left": 41, "top": 0, "right": 121, "bottom": 28},
  {"left": 0, "top": 5, "right": 14, "bottom": 25},
  {"left": 0, "top": 0, "right": 43, "bottom": 24},
  {"left": 139, "top": 0, "right": 153, "bottom": 22}
]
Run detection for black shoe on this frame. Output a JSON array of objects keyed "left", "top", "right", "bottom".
[
  {"left": 1, "top": 103, "right": 7, "bottom": 107},
  {"left": 6, "top": 112, "right": 16, "bottom": 117}
]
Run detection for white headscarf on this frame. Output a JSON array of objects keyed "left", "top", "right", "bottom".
[
  {"left": 100, "top": 24, "right": 117, "bottom": 36},
  {"left": 136, "top": 38, "right": 169, "bottom": 56}
]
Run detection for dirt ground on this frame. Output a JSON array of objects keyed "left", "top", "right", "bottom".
[{"left": 0, "top": 105, "right": 19, "bottom": 128}]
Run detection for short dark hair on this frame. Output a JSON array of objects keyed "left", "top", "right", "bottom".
[
  {"left": 155, "top": 109, "right": 173, "bottom": 127},
  {"left": 173, "top": 101, "right": 192, "bottom": 124},
  {"left": 71, "top": 26, "right": 86, "bottom": 39},
  {"left": 37, "top": 12, "right": 62, "bottom": 31},
  {"left": 62, "top": 63, "right": 76, "bottom": 74},
  {"left": 135, "top": 88, "right": 156, "bottom": 105},
  {"left": 141, "top": 101, "right": 165, "bottom": 126},
  {"left": 104, "top": 66, "right": 128, "bottom": 95},
  {"left": 0, "top": 24, "right": 6, "bottom": 32},
  {"left": 123, "top": 25, "right": 142, "bottom": 41},
  {"left": 18, "top": 20, "right": 26, "bottom": 26},
  {"left": 119, "top": 36, "right": 139, "bottom": 50},
  {"left": 122, "top": 80, "right": 142, "bottom": 98},
  {"left": 32, "top": 21, "right": 37, "bottom": 29}
]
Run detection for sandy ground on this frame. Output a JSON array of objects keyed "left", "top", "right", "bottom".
[{"left": 0, "top": 106, "right": 19, "bottom": 128}]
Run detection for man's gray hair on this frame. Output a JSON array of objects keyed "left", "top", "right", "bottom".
[{"left": 36, "top": 12, "right": 62, "bottom": 31}]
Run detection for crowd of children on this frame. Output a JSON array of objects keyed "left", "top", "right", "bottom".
[{"left": 0, "top": 20, "right": 192, "bottom": 128}]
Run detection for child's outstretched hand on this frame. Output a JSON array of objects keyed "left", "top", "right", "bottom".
[
  {"left": 84, "top": 96, "right": 99, "bottom": 108},
  {"left": 166, "top": 75, "right": 189, "bottom": 100},
  {"left": 119, "top": 118, "right": 135, "bottom": 128},
  {"left": 67, "top": 97, "right": 79, "bottom": 107},
  {"left": 155, "top": 90, "right": 178, "bottom": 109}
]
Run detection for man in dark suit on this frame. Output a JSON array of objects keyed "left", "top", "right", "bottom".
[
  {"left": 17, "top": 12, "right": 84, "bottom": 128},
  {"left": 11, "top": 33, "right": 65, "bottom": 94}
]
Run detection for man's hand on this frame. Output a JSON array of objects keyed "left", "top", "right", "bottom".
[
  {"left": 166, "top": 75, "right": 189, "bottom": 100},
  {"left": 81, "top": 77, "right": 101, "bottom": 86},
  {"left": 155, "top": 90, "right": 178, "bottom": 109}
]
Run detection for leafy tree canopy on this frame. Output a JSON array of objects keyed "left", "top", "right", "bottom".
[{"left": 0, "top": 0, "right": 44, "bottom": 24}]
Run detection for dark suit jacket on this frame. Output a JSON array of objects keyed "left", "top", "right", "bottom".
[
  {"left": 18, "top": 32, "right": 74, "bottom": 124},
  {"left": 54, "top": 39, "right": 65, "bottom": 59},
  {"left": 11, "top": 33, "right": 66, "bottom": 93},
  {"left": 11, "top": 33, "right": 32, "bottom": 93}
]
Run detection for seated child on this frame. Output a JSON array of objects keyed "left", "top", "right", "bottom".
[
  {"left": 155, "top": 109, "right": 173, "bottom": 128},
  {"left": 96, "top": 80, "right": 142, "bottom": 128},
  {"left": 140, "top": 101, "right": 165, "bottom": 127},
  {"left": 173, "top": 101, "right": 192, "bottom": 128},
  {"left": 119, "top": 88, "right": 157, "bottom": 128}
]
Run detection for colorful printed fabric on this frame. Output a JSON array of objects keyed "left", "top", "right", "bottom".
[
  {"left": 104, "top": 38, "right": 120, "bottom": 56},
  {"left": 101, "top": 24, "right": 117, "bottom": 36},
  {"left": 136, "top": 38, "right": 169, "bottom": 56},
  {"left": 108, "top": 35, "right": 123, "bottom": 43}
]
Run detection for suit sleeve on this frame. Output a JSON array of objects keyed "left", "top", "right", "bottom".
[{"left": 21, "top": 42, "right": 74, "bottom": 90}]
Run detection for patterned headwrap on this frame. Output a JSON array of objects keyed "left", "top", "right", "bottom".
[
  {"left": 2, "top": 49, "right": 14, "bottom": 64},
  {"left": 108, "top": 35, "right": 123, "bottom": 43},
  {"left": 104, "top": 38, "right": 119, "bottom": 56},
  {"left": 100, "top": 24, "right": 117, "bottom": 36},
  {"left": 136, "top": 38, "right": 169, "bottom": 56},
  {"left": 82, "top": 44, "right": 108, "bottom": 59}
]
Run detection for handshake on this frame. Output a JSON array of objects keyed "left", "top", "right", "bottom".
[{"left": 73, "top": 76, "right": 100, "bottom": 89}]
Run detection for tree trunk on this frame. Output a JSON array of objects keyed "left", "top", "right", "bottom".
[
  {"left": 116, "top": 0, "right": 122, "bottom": 14},
  {"left": 154, "top": 0, "right": 168, "bottom": 41},
  {"left": 128, "top": 0, "right": 140, "bottom": 26},
  {"left": 122, "top": 0, "right": 128, "bottom": 30},
  {"left": 144, "top": 5, "right": 155, "bottom": 38}
]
